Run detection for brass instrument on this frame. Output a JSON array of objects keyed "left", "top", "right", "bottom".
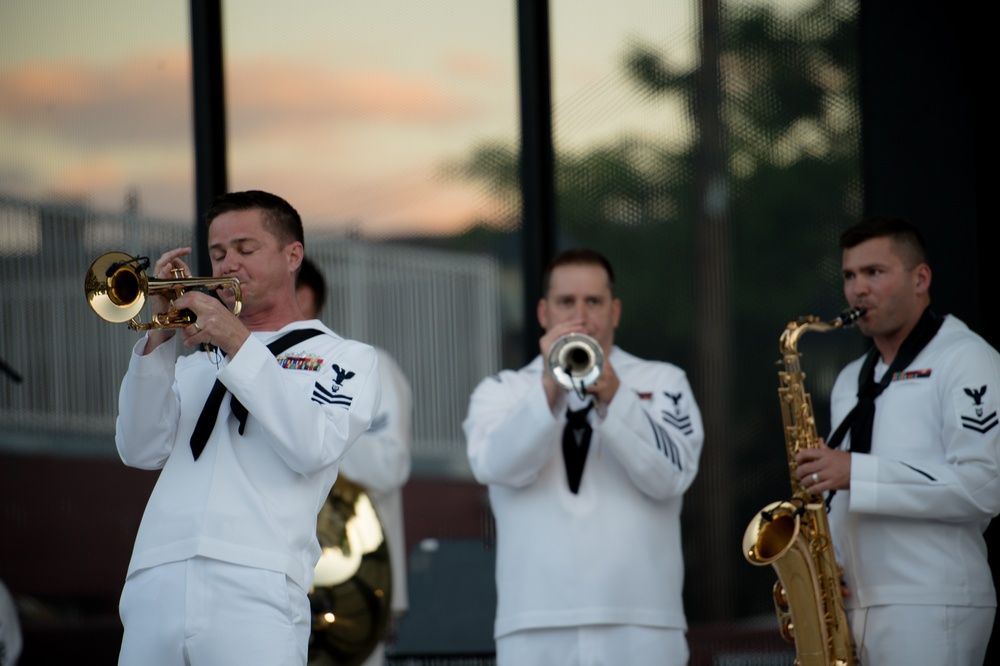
[
  {"left": 85, "top": 251, "right": 241, "bottom": 330},
  {"left": 547, "top": 332, "right": 604, "bottom": 393},
  {"left": 308, "top": 477, "right": 392, "bottom": 666},
  {"left": 742, "top": 308, "right": 865, "bottom": 666}
]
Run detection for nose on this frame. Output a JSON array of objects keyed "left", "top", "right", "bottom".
[
  {"left": 213, "top": 253, "right": 240, "bottom": 278},
  {"left": 847, "top": 275, "right": 869, "bottom": 301}
]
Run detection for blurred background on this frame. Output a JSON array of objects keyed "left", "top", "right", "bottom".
[{"left": 0, "top": 0, "right": 991, "bottom": 664}]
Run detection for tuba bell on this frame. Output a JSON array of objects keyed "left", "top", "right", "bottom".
[
  {"left": 85, "top": 251, "right": 241, "bottom": 330},
  {"left": 308, "top": 477, "right": 393, "bottom": 666},
  {"left": 547, "top": 332, "right": 604, "bottom": 393}
]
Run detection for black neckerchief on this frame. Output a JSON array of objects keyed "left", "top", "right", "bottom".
[
  {"left": 189, "top": 328, "right": 324, "bottom": 460},
  {"left": 824, "top": 308, "right": 943, "bottom": 509},
  {"left": 562, "top": 402, "right": 594, "bottom": 494}
]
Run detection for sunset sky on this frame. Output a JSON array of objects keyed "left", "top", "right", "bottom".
[{"left": 0, "top": 0, "right": 714, "bottom": 237}]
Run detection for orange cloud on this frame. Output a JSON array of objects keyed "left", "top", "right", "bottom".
[
  {"left": 440, "top": 50, "right": 507, "bottom": 82},
  {"left": 1, "top": 48, "right": 483, "bottom": 146},
  {"left": 226, "top": 57, "right": 481, "bottom": 138},
  {"left": 56, "top": 158, "right": 125, "bottom": 193},
  {"left": 1, "top": 48, "right": 499, "bottom": 236},
  {"left": 0, "top": 49, "right": 192, "bottom": 146},
  {"left": 230, "top": 163, "right": 504, "bottom": 237}
]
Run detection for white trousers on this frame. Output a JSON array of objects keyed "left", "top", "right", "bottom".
[
  {"left": 849, "top": 604, "right": 994, "bottom": 666},
  {"left": 118, "top": 557, "right": 310, "bottom": 666},
  {"left": 496, "top": 625, "right": 688, "bottom": 666}
]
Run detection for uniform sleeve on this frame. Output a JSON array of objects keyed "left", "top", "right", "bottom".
[
  {"left": 464, "top": 371, "right": 564, "bottom": 488},
  {"left": 849, "top": 340, "right": 1000, "bottom": 523},
  {"left": 1, "top": 578, "right": 24, "bottom": 666},
  {"left": 115, "top": 335, "right": 182, "bottom": 470},
  {"left": 597, "top": 367, "right": 704, "bottom": 500},
  {"left": 221, "top": 334, "right": 381, "bottom": 476},
  {"left": 337, "top": 350, "right": 412, "bottom": 493}
]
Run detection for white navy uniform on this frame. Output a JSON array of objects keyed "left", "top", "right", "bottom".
[
  {"left": 828, "top": 315, "right": 1000, "bottom": 664},
  {"left": 116, "top": 320, "right": 380, "bottom": 666},
  {"left": 464, "top": 346, "right": 703, "bottom": 664},
  {"left": 336, "top": 348, "right": 412, "bottom": 666}
]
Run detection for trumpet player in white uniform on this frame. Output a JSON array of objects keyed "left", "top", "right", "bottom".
[
  {"left": 114, "top": 191, "right": 380, "bottom": 666},
  {"left": 464, "top": 248, "right": 704, "bottom": 666}
]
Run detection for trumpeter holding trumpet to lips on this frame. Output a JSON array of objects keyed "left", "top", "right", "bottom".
[
  {"left": 463, "top": 248, "right": 704, "bottom": 666},
  {"left": 85, "top": 249, "right": 242, "bottom": 334},
  {"left": 128, "top": 244, "right": 251, "bottom": 358},
  {"left": 86, "top": 190, "right": 382, "bottom": 666}
]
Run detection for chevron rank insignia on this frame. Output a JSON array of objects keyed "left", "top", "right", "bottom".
[
  {"left": 661, "top": 391, "right": 694, "bottom": 435},
  {"left": 955, "top": 384, "right": 998, "bottom": 434}
]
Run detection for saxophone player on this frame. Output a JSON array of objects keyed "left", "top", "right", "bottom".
[
  {"left": 795, "top": 217, "right": 1000, "bottom": 665},
  {"left": 464, "top": 249, "right": 704, "bottom": 666}
]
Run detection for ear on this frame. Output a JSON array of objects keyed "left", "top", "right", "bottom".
[
  {"left": 537, "top": 298, "right": 549, "bottom": 331},
  {"left": 913, "top": 262, "right": 932, "bottom": 296},
  {"left": 611, "top": 297, "right": 622, "bottom": 329},
  {"left": 286, "top": 241, "right": 304, "bottom": 274}
]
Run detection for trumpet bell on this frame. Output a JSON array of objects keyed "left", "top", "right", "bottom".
[
  {"left": 85, "top": 251, "right": 149, "bottom": 323},
  {"left": 84, "top": 251, "right": 242, "bottom": 330},
  {"left": 547, "top": 332, "right": 604, "bottom": 391}
]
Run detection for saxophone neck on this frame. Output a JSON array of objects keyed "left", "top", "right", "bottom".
[{"left": 779, "top": 307, "right": 867, "bottom": 356}]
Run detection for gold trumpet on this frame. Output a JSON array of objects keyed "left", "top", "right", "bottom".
[{"left": 85, "top": 251, "right": 241, "bottom": 330}]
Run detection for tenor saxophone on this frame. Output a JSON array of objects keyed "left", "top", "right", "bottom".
[{"left": 741, "top": 308, "right": 865, "bottom": 666}]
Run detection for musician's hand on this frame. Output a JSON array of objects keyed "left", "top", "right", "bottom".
[
  {"left": 142, "top": 247, "right": 193, "bottom": 354},
  {"left": 795, "top": 442, "right": 852, "bottom": 493},
  {"left": 174, "top": 290, "right": 250, "bottom": 358},
  {"left": 587, "top": 358, "right": 620, "bottom": 406}
]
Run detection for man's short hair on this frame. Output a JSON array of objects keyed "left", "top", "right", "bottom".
[
  {"left": 296, "top": 256, "right": 327, "bottom": 317},
  {"left": 541, "top": 248, "right": 616, "bottom": 297},
  {"left": 839, "top": 216, "right": 928, "bottom": 267},
  {"left": 204, "top": 190, "right": 304, "bottom": 248}
]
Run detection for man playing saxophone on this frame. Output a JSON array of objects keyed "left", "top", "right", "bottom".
[
  {"left": 795, "top": 217, "right": 1000, "bottom": 665},
  {"left": 464, "top": 248, "right": 704, "bottom": 665}
]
